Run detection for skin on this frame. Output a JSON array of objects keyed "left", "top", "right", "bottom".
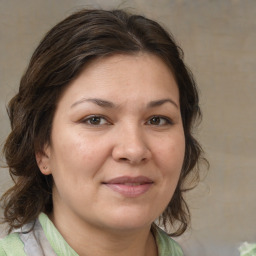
[{"left": 37, "top": 53, "right": 185, "bottom": 256}]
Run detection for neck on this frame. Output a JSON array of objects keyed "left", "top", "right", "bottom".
[{"left": 49, "top": 209, "right": 158, "bottom": 256}]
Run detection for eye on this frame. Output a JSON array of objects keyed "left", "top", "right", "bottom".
[
  {"left": 146, "top": 116, "right": 173, "bottom": 126},
  {"left": 81, "top": 115, "right": 110, "bottom": 126}
]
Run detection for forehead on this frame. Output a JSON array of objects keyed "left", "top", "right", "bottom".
[{"left": 57, "top": 53, "right": 179, "bottom": 108}]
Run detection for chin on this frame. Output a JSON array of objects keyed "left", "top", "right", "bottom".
[{"left": 100, "top": 208, "right": 156, "bottom": 231}]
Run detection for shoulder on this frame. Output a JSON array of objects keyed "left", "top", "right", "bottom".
[
  {"left": 0, "top": 233, "right": 26, "bottom": 256},
  {"left": 0, "top": 240, "right": 6, "bottom": 256},
  {"left": 153, "top": 225, "right": 184, "bottom": 256}
]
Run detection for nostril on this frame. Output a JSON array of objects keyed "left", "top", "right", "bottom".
[{"left": 119, "top": 157, "right": 128, "bottom": 161}]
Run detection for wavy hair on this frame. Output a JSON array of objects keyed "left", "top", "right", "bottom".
[{"left": 1, "top": 9, "right": 206, "bottom": 236}]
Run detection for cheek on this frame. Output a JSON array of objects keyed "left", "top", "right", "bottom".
[
  {"left": 155, "top": 133, "right": 185, "bottom": 192},
  {"left": 50, "top": 130, "right": 111, "bottom": 181},
  {"left": 156, "top": 134, "right": 185, "bottom": 170}
]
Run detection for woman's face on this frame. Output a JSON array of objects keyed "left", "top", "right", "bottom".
[{"left": 39, "top": 53, "right": 185, "bottom": 232}]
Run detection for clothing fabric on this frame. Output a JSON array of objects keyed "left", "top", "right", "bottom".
[{"left": 0, "top": 213, "right": 183, "bottom": 255}]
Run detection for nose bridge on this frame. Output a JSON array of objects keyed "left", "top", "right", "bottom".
[
  {"left": 123, "top": 122, "right": 144, "bottom": 149},
  {"left": 112, "top": 121, "right": 151, "bottom": 164}
]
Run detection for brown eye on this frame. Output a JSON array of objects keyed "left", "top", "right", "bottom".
[
  {"left": 150, "top": 116, "right": 161, "bottom": 125},
  {"left": 82, "top": 115, "right": 110, "bottom": 126},
  {"left": 89, "top": 116, "right": 101, "bottom": 125},
  {"left": 147, "top": 116, "right": 172, "bottom": 126}
]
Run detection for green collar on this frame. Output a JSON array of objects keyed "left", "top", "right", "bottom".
[{"left": 39, "top": 213, "right": 183, "bottom": 256}]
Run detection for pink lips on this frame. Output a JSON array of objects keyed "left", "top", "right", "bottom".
[{"left": 103, "top": 176, "right": 153, "bottom": 197}]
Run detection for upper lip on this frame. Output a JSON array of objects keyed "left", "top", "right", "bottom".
[{"left": 103, "top": 176, "right": 153, "bottom": 184}]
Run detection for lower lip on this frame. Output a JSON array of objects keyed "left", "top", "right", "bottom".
[{"left": 104, "top": 183, "right": 153, "bottom": 197}]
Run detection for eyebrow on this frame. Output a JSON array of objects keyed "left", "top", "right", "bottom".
[
  {"left": 147, "top": 98, "right": 178, "bottom": 109},
  {"left": 70, "top": 97, "right": 178, "bottom": 109},
  {"left": 71, "top": 98, "right": 115, "bottom": 108}
]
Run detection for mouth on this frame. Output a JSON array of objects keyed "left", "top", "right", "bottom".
[{"left": 102, "top": 176, "right": 154, "bottom": 197}]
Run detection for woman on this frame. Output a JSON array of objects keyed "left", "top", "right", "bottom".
[{"left": 0, "top": 9, "right": 204, "bottom": 256}]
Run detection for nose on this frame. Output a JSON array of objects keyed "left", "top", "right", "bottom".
[{"left": 112, "top": 125, "right": 152, "bottom": 165}]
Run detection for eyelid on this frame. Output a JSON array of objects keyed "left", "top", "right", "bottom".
[
  {"left": 80, "top": 115, "right": 112, "bottom": 126},
  {"left": 145, "top": 115, "right": 174, "bottom": 126}
]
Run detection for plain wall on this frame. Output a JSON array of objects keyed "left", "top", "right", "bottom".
[{"left": 0, "top": 1, "right": 255, "bottom": 255}]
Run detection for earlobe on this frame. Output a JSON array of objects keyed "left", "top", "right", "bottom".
[{"left": 36, "top": 146, "right": 52, "bottom": 175}]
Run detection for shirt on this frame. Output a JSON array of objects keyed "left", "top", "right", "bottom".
[{"left": 0, "top": 213, "right": 183, "bottom": 255}]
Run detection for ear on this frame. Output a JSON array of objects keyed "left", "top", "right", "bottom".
[{"left": 36, "top": 145, "right": 52, "bottom": 175}]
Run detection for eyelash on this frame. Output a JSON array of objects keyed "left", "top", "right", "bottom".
[
  {"left": 80, "top": 115, "right": 173, "bottom": 126},
  {"left": 81, "top": 115, "right": 111, "bottom": 126},
  {"left": 146, "top": 116, "right": 173, "bottom": 126}
]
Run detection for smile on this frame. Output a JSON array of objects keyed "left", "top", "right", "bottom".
[{"left": 103, "top": 176, "right": 154, "bottom": 197}]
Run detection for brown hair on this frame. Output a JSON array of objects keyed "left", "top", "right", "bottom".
[{"left": 1, "top": 9, "right": 206, "bottom": 236}]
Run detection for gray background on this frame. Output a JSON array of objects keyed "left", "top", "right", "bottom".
[{"left": 0, "top": 1, "right": 255, "bottom": 255}]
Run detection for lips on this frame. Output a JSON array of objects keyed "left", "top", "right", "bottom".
[{"left": 103, "top": 176, "right": 153, "bottom": 197}]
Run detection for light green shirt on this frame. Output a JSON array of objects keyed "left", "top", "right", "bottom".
[
  {"left": 0, "top": 213, "right": 183, "bottom": 255},
  {"left": 239, "top": 242, "right": 256, "bottom": 256}
]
